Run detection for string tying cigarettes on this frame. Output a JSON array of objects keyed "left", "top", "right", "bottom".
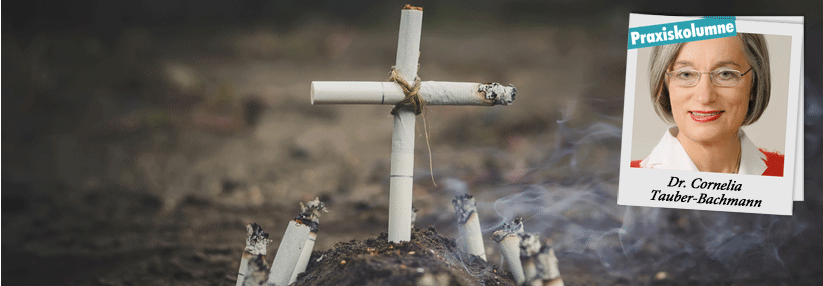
[
  {"left": 290, "top": 198, "right": 328, "bottom": 285},
  {"left": 452, "top": 194, "right": 487, "bottom": 260},
  {"left": 236, "top": 223, "right": 271, "bottom": 286},
  {"left": 389, "top": 66, "right": 424, "bottom": 115}
]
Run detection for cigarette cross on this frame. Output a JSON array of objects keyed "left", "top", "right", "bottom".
[{"left": 311, "top": 5, "right": 515, "bottom": 243}]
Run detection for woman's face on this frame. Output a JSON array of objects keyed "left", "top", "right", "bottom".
[{"left": 667, "top": 36, "right": 753, "bottom": 145}]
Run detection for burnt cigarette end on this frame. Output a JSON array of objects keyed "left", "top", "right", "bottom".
[
  {"left": 299, "top": 197, "right": 328, "bottom": 223},
  {"left": 402, "top": 4, "right": 423, "bottom": 11},
  {"left": 451, "top": 194, "right": 477, "bottom": 224},
  {"left": 246, "top": 223, "right": 272, "bottom": 256},
  {"left": 478, "top": 83, "right": 516, "bottom": 106},
  {"left": 492, "top": 218, "right": 524, "bottom": 242},
  {"left": 519, "top": 233, "right": 541, "bottom": 258}
]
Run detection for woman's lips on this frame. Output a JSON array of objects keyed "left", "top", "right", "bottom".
[{"left": 689, "top": 110, "right": 724, "bottom": 123}]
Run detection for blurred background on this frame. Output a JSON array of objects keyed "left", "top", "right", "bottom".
[{"left": 3, "top": 0, "right": 822, "bottom": 285}]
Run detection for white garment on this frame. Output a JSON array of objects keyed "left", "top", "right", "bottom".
[{"left": 639, "top": 127, "right": 767, "bottom": 175}]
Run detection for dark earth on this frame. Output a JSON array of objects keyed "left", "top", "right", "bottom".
[{"left": 4, "top": 1, "right": 823, "bottom": 285}]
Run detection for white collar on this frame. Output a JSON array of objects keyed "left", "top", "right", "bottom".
[{"left": 640, "top": 127, "right": 767, "bottom": 175}]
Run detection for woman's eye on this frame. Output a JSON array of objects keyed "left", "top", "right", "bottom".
[
  {"left": 716, "top": 71, "right": 735, "bottom": 79},
  {"left": 677, "top": 71, "right": 697, "bottom": 79}
]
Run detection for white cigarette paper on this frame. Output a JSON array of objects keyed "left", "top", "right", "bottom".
[
  {"left": 242, "top": 255, "right": 270, "bottom": 286},
  {"left": 387, "top": 6, "right": 422, "bottom": 243},
  {"left": 311, "top": 81, "right": 516, "bottom": 106},
  {"left": 290, "top": 198, "right": 328, "bottom": 285},
  {"left": 534, "top": 245, "right": 564, "bottom": 286},
  {"left": 519, "top": 233, "right": 541, "bottom": 284},
  {"left": 237, "top": 223, "right": 271, "bottom": 286},
  {"left": 494, "top": 218, "right": 525, "bottom": 285},
  {"left": 267, "top": 219, "right": 311, "bottom": 286},
  {"left": 452, "top": 194, "right": 487, "bottom": 260}
]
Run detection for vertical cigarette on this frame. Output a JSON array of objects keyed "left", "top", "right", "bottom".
[
  {"left": 493, "top": 218, "right": 525, "bottom": 285},
  {"left": 267, "top": 218, "right": 311, "bottom": 286},
  {"left": 452, "top": 194, "right": 487, "bottom": 260},
  {"left": 237, "top": 223, "right": 271, "bottom": 286},
  {"left": 519, "top": 233, "right": 541, "bottom": 284},
  {"left": 290, "top": 198, "right": 328, "bottom": 285},
  {"left": 242, "top": 255, "right": 270, "bottom": 286},
  {"left": 411, "top": 206, "right": 418, "bottom": 228},
  {"left": 534, "top": 244, "right": 564, "bottom": 286},
  {"left": 388, "top": 5, "right": 423, "bottom": 243}
]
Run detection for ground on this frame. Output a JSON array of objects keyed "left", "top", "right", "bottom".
[{"left": 3, "top": 9, "right": 823, "bottom": 286}]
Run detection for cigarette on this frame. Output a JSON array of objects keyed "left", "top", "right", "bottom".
[
  {"left": 311, "top": 81, "right": 516, "bottom": 106},
  {"left": 241, "top": 255, "right": 270, "bottom": 286},
  {"left": 289, "top": 198, "right": 328, "bottom": 285},
  {"left": 236, "top": 223, "right": 271, "bottom": 286},
  {"left": 452, "top": 194, "right": 487, "bottom": 260},
  {"left": 266, "top": 217, "right": 312, "bottom": 286},
  {"left": 411, "top": 206, "right": 418, "bottom": 228},
  {"left": 533, "top": 244, "right": 564, "bottom": 286},
  {"left": 493, "top": 218, "right": 525, "bottom": 285},
  {"left": 387, "top": 6, "right": 422, "bottom": 243},
  {"left": 519, "top": 233, "right": 541, "bottom": 284}
]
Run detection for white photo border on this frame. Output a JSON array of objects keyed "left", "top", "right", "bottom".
[{"left": 617, "top": 14, "right": 803, "bottom": 215}]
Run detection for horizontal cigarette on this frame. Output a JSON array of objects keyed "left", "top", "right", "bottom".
[
  {"left": 311, "top": 81, "right": 515, "bottom": 106},
  {"left": 267, "top": 219, "right": 311, "bottom": 286},
  {"left": 453, "top": 194, "right": 486, "bottom": 260},
  {"left": 237, "top": 223, "right": 271, "bottom": 286},
  {"left": 519, "top": 233, "right": 541, "bottom": 283},
  {"left": 534, "top": 245, "right": 563, "bottom": 286}
]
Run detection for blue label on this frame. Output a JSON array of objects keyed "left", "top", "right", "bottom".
[{"left": 628, "top": 18, "right": 737, "bottom": 49}]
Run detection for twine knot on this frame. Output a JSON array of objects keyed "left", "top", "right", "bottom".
[{"left": 388, "top": 67, "right": 424, "bottom": 115}]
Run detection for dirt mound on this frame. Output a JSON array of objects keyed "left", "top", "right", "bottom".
[{"left": 297, "top": 227, "right": 515, "bottom": 286}]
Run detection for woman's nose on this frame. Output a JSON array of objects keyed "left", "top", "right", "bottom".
[{"left": 693, "top": 75, "right": 717, "bottom": 104}]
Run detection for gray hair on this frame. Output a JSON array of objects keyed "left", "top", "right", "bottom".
[{"left": 648, "top": 33, "right": 771, "bottom": 126}]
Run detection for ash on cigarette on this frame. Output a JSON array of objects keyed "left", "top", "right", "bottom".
[{"left": 297, "top": 227, "right": 515, "bottom": 286}]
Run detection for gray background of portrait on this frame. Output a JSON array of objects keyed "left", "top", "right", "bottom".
[{"left": 631, "top": 34, "right": 792, "bottom": 161}]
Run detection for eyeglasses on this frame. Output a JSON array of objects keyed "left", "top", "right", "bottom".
[{"left": 666, "top": 67, "right": 753, "bottom": 87}]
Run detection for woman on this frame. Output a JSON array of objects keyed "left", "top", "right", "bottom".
[{"left": 631, "top": 34, "right": 784, "bottom": 176}]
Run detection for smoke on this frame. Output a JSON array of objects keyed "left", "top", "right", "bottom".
[{"left": 441, "top": 98, "right": 815, "bottom": 281}]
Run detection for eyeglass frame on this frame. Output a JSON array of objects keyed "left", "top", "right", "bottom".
[{"left": 665, "top": 66, "right": 753, "bottom": 88}]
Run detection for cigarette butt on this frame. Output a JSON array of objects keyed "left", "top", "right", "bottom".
[
  {"left": 534, "top": 244, "right": 563, "bottom": 286},
  {"left": 519, "top": 233, "right": 541, "bottom": 283},
  {"left": 267, "top": 219, "right": 311, "bottom": 286},
  {"left": 289, "top": 197, "right": 327, "bottom": 284},
  {"left": 290, "top": 231, "right": 317, "bottom": 284},
  {"left": 494, "top": 232, "right": 524, "bottom": 285},
  {"left": 411, "top": 206, "right": 418, "bottom": 228},
  {"left": 494, "top": 218, "right": 525, "bottom": 284},
  {"left": 242, "top": 255, "right": 269, "bottom": 286},
  {"left": 453, "top": 194, "right": 486, "bottom": 260},
  {"left": 237, "top": 223, "right": 271, "bottom": 286}
]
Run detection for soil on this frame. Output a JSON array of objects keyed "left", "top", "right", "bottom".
[{"left": 298, "top": 228, "right": 514, "bottom": 286}]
